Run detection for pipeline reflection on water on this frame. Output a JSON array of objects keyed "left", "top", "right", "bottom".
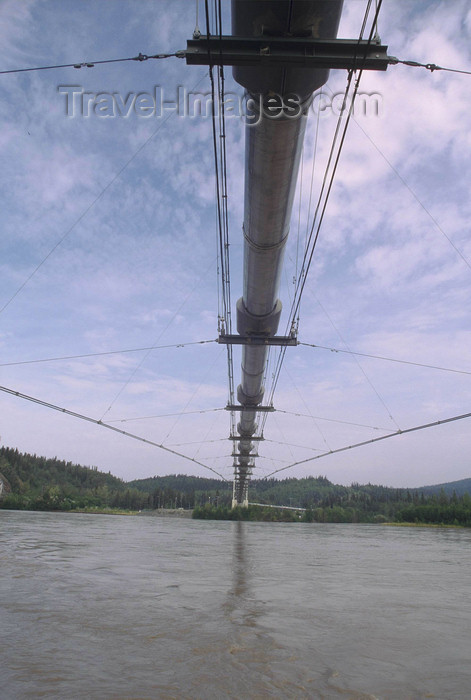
[
  {"left": 232, "top": 520, "right": 247, "bottom": 599},
  {"left": 224, "top": 521, "right": 254, "bottom": 625},
  {"left": 224, "top": 522, "right": 273, "bottom": 640},
  {"left": 3, "top": 513, "right": 470, "bottom": 699}
]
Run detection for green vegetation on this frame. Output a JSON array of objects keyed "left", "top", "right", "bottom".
[
  {"left": 193, "top": 504, "right": 298, "bottom": 521},
  {"left": 1, "top": 446, "right": 471, "bottom": 526},
  {"left": 0, "top": 447, "right": 236, "bottom": 512},
  {"left": 412, "top": 478, "right": 471, "bottom": 498},
  {"left": 128, "top": 474, "right": 231, "bottom": 510},
  {"left": 0, "top": 447, "right": 201, "bottom": 512},
  {"left": 395, "top": 493, "right": 471, "bottom": 527}
]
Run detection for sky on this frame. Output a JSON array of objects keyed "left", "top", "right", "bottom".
[{"left": 1, "top": 0, "right": 471, "bottom": 489}]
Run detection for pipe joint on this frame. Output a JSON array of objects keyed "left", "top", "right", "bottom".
[
  {"left": 237, "top": 383, "right": 264, "bottom": 406},
  {"left": 237, "top": 424, "right": 258, "bottom": 438},
  {"left": 236, "top": 297, "right": 282, "bottom": 337}
]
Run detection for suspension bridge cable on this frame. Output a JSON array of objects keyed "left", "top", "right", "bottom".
[
  {"left": 275, "top": 409, "right": 390, "bottom": 432},
  {"left": 0, "top": 51, "right": 184, "bottom": 76},
  {"left": 295, "top": 148, "right": 304, "bottom": 290},
  {"left": 314, "top": 294, "right": 401, "bottom": 430},
  {"left": 389, "top": 57, "right": 471, "bottom": 77},
  {"left": 351, "top": 116, "right": 471, "bottom": 271},
  {"left": 290, "top": 70, "right": 355, "bottom": 314},
  {"left": 304, "top": 86, "right": 322, "bottom": 270},
  {"left": 200, "top": 454, "right": 240, "bottom": 461},
  {"left": 249, "top": 454, "right": 291, "bottom": 463},
  {"left": 215, "top": 0, "right": 233, "bottom": 336},
  {"left": 261, "top": 0, "right": 384, "bottom": 426},
  {"left": 107, "top": 408, "right": 224, "bottom": 423},
  {"left": 0, "top": 340, "right": 217, "bottom": 368},
  {"left": 206, "top": 0, "right": 236, "bottom": 444},
  {"left": 0, "top": 74, "right": 207, "bottom": 316},
  {"left": 191, "top": 398, "right": 226, "bottom": 462},
  {"left": 292, "top": 0, "right": 382, "bottom": 320},
  {"left": 289, "top": 0, "right": 384, "bottom": 328},
  {"left": 270, "top": 413, "right": 297, "bottom": 466},
  {"left": 263, "top": 438, "right": 323, "bottom": 453},
  {"left": 166, "top": 437, "right": 227, "bottom": 447},
  {"left": 281, "top": 98, "right": 322, "bottom": 342},
  {"left": 99, "top": 255, "right": 217, "bottom": 422},
  {"left": 209, "top": 70, "right": 227, "bottom": 324},
  {"left": 206, "top": 0, "right": 226, "bottom": 325},
  {"left": 219, "top": 55, "right": 236, "bottom": 429},
  {"left": 161, "top": 346, "right": 225, "bottom": 443},
  {"left": 0, "top": 384, "right": 228, "bottom": 480},
  {"left": 4, "top": 25, "right": 470, "bottom": 79},
  {"left": 263, "top": 80, "right": 361, "bottom": 416},
  {"left": 359, "top": 0, "right": 374, "bottom": 40},
  {"left": 267, "top": 363, "right": 332, "bottom": 450},
  {"left": 264, "top": 409, "right": 471, "bottom": 479},
  {"left": 260, "top": 77, "right": 354, "bottom": 433},
  {"left": 299, "top": 342, "right": 471, "bottom": 376},
  {"left": 194, "top": 0, "right": 201, "bottom": 38},
  {"left": 260, "top": 4, "right": 387, "bottom": 461}
]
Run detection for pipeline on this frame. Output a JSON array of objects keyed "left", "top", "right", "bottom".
[{"left": 231, "top": 0, "right": 344, "bottom": 506}]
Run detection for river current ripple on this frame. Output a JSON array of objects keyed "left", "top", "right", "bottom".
[{"left": 1, "top": 510, "right": 470, "bottom": 699}]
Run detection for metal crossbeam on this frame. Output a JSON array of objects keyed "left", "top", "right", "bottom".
[
  {"left": 186, "top": 36, "right": 390, "bottom": 72},
  {"left": 225, "top": 404, "right": 275, "bottom": 412},
  {"left": 229, "top": 435, "right": 264, "bottom": 441},
  {"left": 218, "top": 334, "right": 297, "bottom": 347}
]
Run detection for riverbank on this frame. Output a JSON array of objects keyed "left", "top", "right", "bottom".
[
  {"left": 384, "top": 521, "right": 466, "bottom": 529},
  {"left": 69, "top": 507, "right": 139, "bottom": 516},
  {"left": 71, "top": 507, "right": 193, "bottom": 518},
  {"left": 137, "top": 508, "right": 193, "bottom": 518}
]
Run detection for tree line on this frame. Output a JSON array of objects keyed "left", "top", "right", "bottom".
[
  {"left": 0, "top": 447, "right": 230, "bottom": 512},
  {"left": 1, "top": 446, "right": 470, "bottom": 525}
]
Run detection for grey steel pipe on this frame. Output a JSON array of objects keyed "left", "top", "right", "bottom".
[{"left": 231, "top": 0, "right": 343, "bottom": 505}]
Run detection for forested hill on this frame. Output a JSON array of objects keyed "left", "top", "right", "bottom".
[
  {"left": 0, "top": 446, "right": 127, "bottom": 510},
  {"left": 128, "top": 474, "right": 228, "bottom": 495},
  {"left": 1, "top": 446, "right": 471, "bottom": 526},
  {"left": 0, "top": 447, "right": 229, "bottom": 511},
  {"left": 0, "top": 446, "right": 124, "bottom": 492},
  {"left": 416, "top": 478, "right": 471, "bottom": 497}
]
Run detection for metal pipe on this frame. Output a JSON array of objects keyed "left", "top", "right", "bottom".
[{"left": 231, "top": 0, "right": 343, "bottom": 506}]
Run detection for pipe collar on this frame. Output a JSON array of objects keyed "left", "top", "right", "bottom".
[{"left": 236, "top": 297, "right": 282, "bottom": 336}]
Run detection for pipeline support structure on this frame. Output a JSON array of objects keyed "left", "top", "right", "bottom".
[
  {"left": 186, "top": 1, "right": 392, "bottom": 505},
  {"left": 228, "top": 0, "right": 345, "bottom": 506}
]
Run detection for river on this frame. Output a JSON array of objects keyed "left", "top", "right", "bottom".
[{"left": 1, "top": 510, "right": 470, "bottom": 699}]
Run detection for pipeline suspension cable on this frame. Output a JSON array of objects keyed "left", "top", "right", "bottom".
[
  {"left": 0, "top": 51, "right": 184, "bottom": 76},
  {"left": 264, "top": 409, "right": 471, "bottom": 479},
  {"left": 389, "top": 57, "right": 471, "bottom": 77},
  {"left": 0, "top": 74, "right": 207, "bottom": 316},
  {"left": 206, "top": 0, "right": 236, "bottom": 447},
  {"left": 0, "top": 384, "right": 228, "bottom": 481},
  {"left": 261, "top": 0, "right": 384, "bottom": 432},
  {"left": 0, "top": 340, "right": 217, "bottom": 368},
  {"left": 300, "top": 342, "right": 471, "bottom": 377}
]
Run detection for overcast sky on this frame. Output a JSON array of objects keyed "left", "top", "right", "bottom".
[{"left": 1, "top": 0, "right": 470, "bottom": 489}]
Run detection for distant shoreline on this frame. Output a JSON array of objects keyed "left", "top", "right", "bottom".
[
  {"left": 1, "top": 508, "right": 467, "bottom": 526},
  {"left": 72, "top": 507, "right": 193, "bottom": 517},
  {"left": 383, "top": 521, "right": 465, "bottom": 529},
  {"left": 137, "top": 508, "right": 193, "bottom": 518}
]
